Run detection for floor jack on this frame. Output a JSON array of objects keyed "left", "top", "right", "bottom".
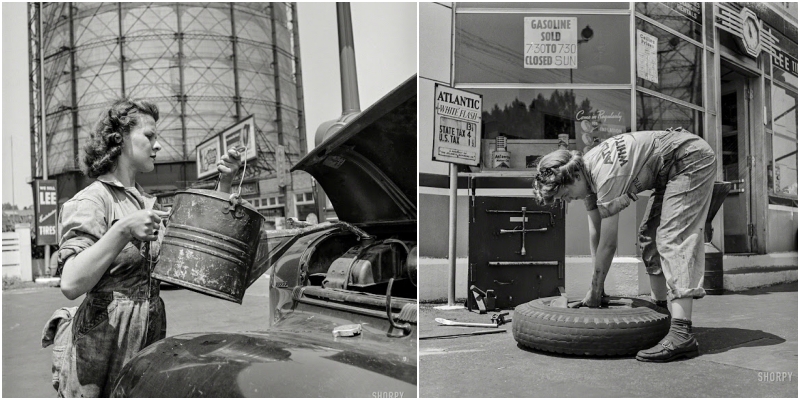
[{"left": 469, "top": 285, "right": 496, "bottom": 314}]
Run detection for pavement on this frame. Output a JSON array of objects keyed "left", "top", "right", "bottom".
[
  {"left": 419, "top": 282, "right": 798, "bottom": 398},
  {"left": 2, "top": 278, "right": 271, "bottom": 398}
]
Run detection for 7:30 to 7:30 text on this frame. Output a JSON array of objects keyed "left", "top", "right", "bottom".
[{"left": 526, "top": 43, "right": 577, "bottom": 54}]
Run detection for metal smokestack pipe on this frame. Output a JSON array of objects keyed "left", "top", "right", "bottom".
[
  {"left": 314, "top": 3, "right": 362, "bottom": 146},
  {"left": 336, "top": 2, "right": 360, "bottom": 117}
]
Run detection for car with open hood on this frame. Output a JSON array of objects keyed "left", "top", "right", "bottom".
[{"left": 111, "top": 75, "right": 418, "bottom": 397}]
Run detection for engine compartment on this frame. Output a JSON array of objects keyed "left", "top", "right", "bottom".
[{"left": 302, "top": 231, "right": 416, "bottom": 300}]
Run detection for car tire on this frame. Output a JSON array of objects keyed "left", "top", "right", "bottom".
[{"left": 512, "top": 296, "right": 670, "bottom": 356}]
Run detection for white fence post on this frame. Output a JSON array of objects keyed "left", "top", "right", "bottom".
[
  {"left": 16, "top": 224, "right": 33, "bottom": 281},
  {"left": 2, "top": 229, "right": 21, "bottom": 279}
]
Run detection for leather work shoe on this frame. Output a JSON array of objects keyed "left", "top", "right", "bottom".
[{"left": 636, "top": 336, "right": 699, "bottom": 362}]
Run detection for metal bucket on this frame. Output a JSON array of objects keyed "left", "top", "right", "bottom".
[
  {"left": 153, "top": 189, "right": 263, "bottom": 303},
  {"left": 703, "top": 249, "right": 724, "bottom": 295}
]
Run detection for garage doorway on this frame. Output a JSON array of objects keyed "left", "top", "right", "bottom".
[{"left": 720, "top": 61, "right": 757, "bottom": 253}]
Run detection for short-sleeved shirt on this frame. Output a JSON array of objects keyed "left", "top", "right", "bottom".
[
  {"left": 582, "top": 130, "right": 697, "bottom": 218},
  {"left": 57, "top": 174, "right": 161, "bottom": 288}
]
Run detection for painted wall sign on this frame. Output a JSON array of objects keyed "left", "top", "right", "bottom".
[
  {"left": 196, "top": 115, "right": 258, "bottom": 179},
  {"left": 432, "top": 84, "right": 482, "bottom": 166},
  {"left": 575, "top": 109, "right": 626, "bottom": 153},
  {"left": 662, "top": 2, "right": 701, "bottom": 24},
  {"left": 524, "top": 17, "right": 578, "bottom": 69},
  {"left": 196, "top": 136, "right": 221, "bottom": 179},
  {"left": 772, "top": 49, "right": 798, "bottom": 77},
  {"left": 636, "top": 29, "right": 659, "bottom": 84},
  {"left": 34, "top": 180, "right": 58, "bottom": 245},
  {"left": 239, "top": 182, "right": 260, "bottom": 196},
  {"left": 157, "top": 194, "right": 176, "bottom": 208},
  {"left": 221, "top": 115, "right": 258, "bottom": 162}
]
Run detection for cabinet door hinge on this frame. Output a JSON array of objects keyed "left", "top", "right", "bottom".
[{"left": 747, "top": 223, "right": 755, "bottom": 237}]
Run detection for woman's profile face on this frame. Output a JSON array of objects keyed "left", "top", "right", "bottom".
[
  {"left": 120, "top": 115, "right": 161, "bottom": 173},
  {"left": 554, "top": 172, "right": 590, "bottom": 202}
]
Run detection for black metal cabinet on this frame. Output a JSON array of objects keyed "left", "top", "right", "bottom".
[{"left": 467, "top": 175, "right": 565, "bottom": 310}]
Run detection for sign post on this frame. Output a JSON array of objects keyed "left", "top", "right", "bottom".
[
  {"left": 432, "top": 84, "right": 482, "bottom": 307},
  {"left": 34, "top": 180, "right": 58, "bottom": 246}
]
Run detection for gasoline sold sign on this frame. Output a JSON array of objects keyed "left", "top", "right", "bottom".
[
  {"left": 34, "top": 179, "right": 58, "bottom": 245},
  {"left": 524, "top": 17, "right": 577, "bottom": 69}
]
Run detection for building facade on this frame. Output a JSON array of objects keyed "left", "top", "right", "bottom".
[
  {"left": 420, "top": 2, "right": 797, "bottom": 298},
  {"left": 28, "top": 2, "right": 316, "bottom": 230}
]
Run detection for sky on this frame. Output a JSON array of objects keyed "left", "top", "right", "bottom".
[{"left": 2, "top": 2, "right": 417, "bottom": 209}]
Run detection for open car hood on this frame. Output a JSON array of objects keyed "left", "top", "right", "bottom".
[{"left": 292, "top": 75, "right": 417, "bottom": 225}]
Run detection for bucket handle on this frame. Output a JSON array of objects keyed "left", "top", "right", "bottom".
[
  {"left": 216, "top": 143, "right": 249, "bottom": 219},
  {"left": 215, "top": 145, "right": 248, "bottom": 197}
]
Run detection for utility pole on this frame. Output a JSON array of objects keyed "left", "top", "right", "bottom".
[
  {"left": 39, "top": 2, "right": 50, "bottom": 273},
  {"left": 10, "top": 135, "right": 15, "bottom": 206}
]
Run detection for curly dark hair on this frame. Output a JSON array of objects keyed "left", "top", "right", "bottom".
[
  {"left": 531, "top": 149, "right": 586, "bottom": 205},
  {"left": 81, "top": 98, "right": 159, "bottom": 178}
]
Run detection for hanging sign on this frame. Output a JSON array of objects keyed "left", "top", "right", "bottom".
[
  {"left": 662, "top": 2, "right": 701, "bottom": 24},
  {"left": 34, "top": 179, "right": 58, "bottom": 245},
  {"left": 524, "top": 17, "right": 577, "bottom": 69},
  {"left": 432, "top": 84, "right": 482, "bottom": 166},
  {"left": 772, "top": 49, "right": 798, "bottom": 77},
  {"left": 636, "top": 29, "right": 659, "bottom": 84},
  {"left": 221, "top": 115, "right": 257, "bottom": 161},
  {"left": 276, "top": 145, "right": 291, "bottom": 188},
  {"left": 196, "top": 137, "right": 221, "bottom": 179}
]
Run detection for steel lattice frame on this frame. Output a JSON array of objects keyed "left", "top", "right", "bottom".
[{"left": 29, "top": 2, "right": 306, "bottom": 186}]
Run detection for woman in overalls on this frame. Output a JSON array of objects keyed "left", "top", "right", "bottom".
[
  {"left": 531, "top": 128, "right": 716, "bottom": 362},
  {"left": 55, "top": 98, "right": 241, "bottom": 396}
]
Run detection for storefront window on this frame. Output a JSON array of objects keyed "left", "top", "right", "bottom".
[
  {"left": 635, "top": 2, "right": 702, "bottom": 43},
  {"left": 471, "top": 88, "right": 631, "bottom": 141},
  {"left": 764, "top": 78, "right": 772, "bottom": 130},
  {"left": 769, "top": 83, "right": 798, "bottom": 201},
  {"left": 457, "top": 3, "right": 629, "bottom": 10},
  {"left": 455, "top": 14, "right": 631, "bottom": 84},
  {"left": 774, "top": 69, "right": 799, "bottom": 90},
  {"left": 636, "top": 92, "right": 703, "bottom": 136},
  {"left": 773, "top": 84, "right": 798, "bottom": 140},
  {"left": 770, "top": 135, "right": 798, "bottom": 198},
  {"left": 635, "top": 19, "right": 703, "bottom": 107}
]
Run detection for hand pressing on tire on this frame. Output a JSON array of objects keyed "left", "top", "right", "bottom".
[{"left": 569, "top": 289, "right": 610, "bottom": 308}]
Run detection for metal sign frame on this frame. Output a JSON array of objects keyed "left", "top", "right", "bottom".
[
  {"left": 432, "top": 84, "right": 483, "bottom": 166},
  {"left": 33, "top": 179, "right": 58, "bottom": 245}
]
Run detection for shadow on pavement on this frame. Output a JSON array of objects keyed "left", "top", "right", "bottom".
[
  {"left": 512, "top": 326, "right": 786, "bottom": 360},
  {"left": 514, "top": 343, "right": 632, "bottom": 361},
  {"left": 729, "top": 281, "right": 797, "bottom": 296},
  {"left": 694, "top": 327, "right": 785, "bottom": 354}
]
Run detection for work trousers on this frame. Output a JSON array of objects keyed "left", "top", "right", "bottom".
[{"left": 638, "top": 132, "right": 717, "bottom": 300}]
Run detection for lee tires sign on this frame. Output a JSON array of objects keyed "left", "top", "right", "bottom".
[{"left": 34, "top": 179, "right": 58, "bottom": 245}]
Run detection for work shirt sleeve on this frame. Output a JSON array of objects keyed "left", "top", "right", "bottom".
[
  {"left": 57, "top": 198, "right": 107, "bottom": 274},
  {"left": 594, "top": 176, "right": 639, "bottom": 219}
]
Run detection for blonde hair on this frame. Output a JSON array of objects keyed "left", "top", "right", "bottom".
[{"left": 531, "top": 149, "right": 585, "bottom": 205}]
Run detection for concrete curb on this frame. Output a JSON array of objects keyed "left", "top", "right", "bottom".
[{"left": 419, "top": 253, "right": 799, "bottom": 301}]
